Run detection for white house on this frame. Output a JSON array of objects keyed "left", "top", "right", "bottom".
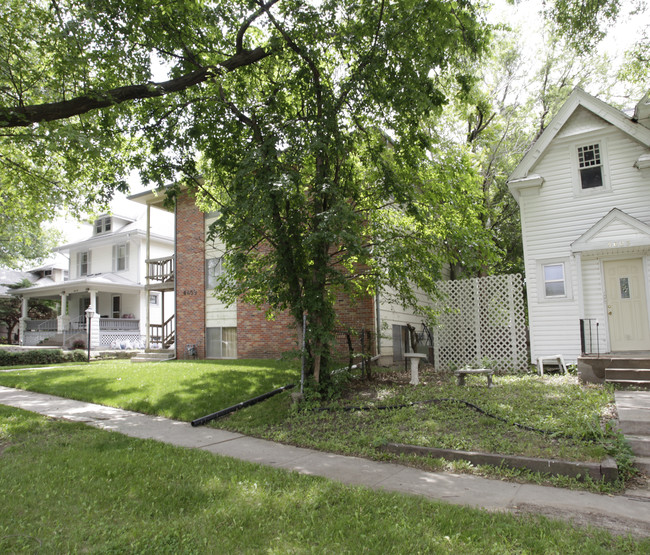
[
  {"left": 12, "top": 199, "right": 175, "bottom": 350},
  {"left": 508, "top": 88, "right": 650, "bottom": 366}
]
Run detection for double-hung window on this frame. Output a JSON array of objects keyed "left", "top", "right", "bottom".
[
  {"left": 577, "top": 144, "right": 603, "bottom": 190},
  {"left": 78, "top": 251, "right": 89, "bottom": 276},
  {"left": 113, "top": 243, "right": 129, "bottom": 272},
  {"left": 543, "top": 263, "right": 566, "bottom": 298}
]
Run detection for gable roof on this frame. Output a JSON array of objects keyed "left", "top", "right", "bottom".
[
  {"left": 571, "top": 208, "right": 650, "bottom": 253},
  {"left": 509, "top": 88, "right": 650, "bottom": 182}
]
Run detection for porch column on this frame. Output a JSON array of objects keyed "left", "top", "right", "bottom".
[
  {"left": 18, "top": 296, "right": 28, "bottom": 345},
  {"left": 88, "top": 290, "right": 100, "bottom": 348},
  {"left": 57, "top": 292, "right": 69, "bottom": 333},
  {"left": 146, "top": 203, "right": 151, "bottom": 350}
]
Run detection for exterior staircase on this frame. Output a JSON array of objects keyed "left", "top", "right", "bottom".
[
  {"left": 615, "top": 391, "right": 650, "bottom": 474},
  {"left": 605, "top": 358, "right": 650, "bottom": 389},
  {"left": 578, "top": 354, "right": 650, "bottom": 388},
  {"left": 131, "top": 349, "right": 176, "bottom": 363}
]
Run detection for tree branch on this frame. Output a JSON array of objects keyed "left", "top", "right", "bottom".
[{"left": 0, "top": 48, "right": 270, "bottom": 128}]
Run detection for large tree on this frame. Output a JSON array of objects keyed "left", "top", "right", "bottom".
[{"left": 1, "top": 0, "right": 494, "bottom": 381}]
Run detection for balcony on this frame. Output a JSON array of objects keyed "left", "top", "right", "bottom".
[{"left": 146, "top": 255, "right": 175, "bottom": 291}]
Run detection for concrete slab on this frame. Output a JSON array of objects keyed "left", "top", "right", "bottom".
[
  {"left": 202, "top": 436, "right": 317, "bottom": 467},
  {"left": 276, "top": 451, "right": 407, "bottom": 487}
]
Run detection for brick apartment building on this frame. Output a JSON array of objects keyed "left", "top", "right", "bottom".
[{"left": 131, "top": 188, "right": 426, "bottom": 363}]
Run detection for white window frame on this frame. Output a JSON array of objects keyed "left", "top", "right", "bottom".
[
  {"left": 77, "top": 251, "right": 89, "bottom": 277},
  {"left": 112, "top": 242, "right": 129, "bottom": 272},
  {"left": 149, "top": 293, "right": 159, "bottom": 305},
  {"left": 537, "top": 259, "right": 573, "bottom": 302},
  {"left": 95, "top": 217, "right": 112, "bottom": 234},
  {"left": 572, "top": 139, "right": 610, "bottom": 196}
]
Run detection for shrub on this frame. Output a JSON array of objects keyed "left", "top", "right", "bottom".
[
  {"left": 0, "top": 349, "right": 81, "bottom": 367},
  {"left": 71, "top": 339, "right": 86, "bottom": 350}
]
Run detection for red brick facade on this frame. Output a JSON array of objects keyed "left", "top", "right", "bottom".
[
  {"left": 175, "top": 190, "right": 206, "bottom": 359},
  {"left": 175, "top": 192, "right": 376, "bottom": 359}
]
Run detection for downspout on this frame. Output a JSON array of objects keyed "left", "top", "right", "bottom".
[{"left": 375, "top": 291, "right": 381, "bottom": 358}]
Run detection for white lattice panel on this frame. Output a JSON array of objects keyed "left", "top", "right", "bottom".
[
  {"left": 101, "top": 332, "right": 145, "bottom": 349},
  {"left": 433, "top": 274, "right": 527, "bottom": 372}
]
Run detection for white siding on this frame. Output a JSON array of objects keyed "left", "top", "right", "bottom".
[
  {"left": 377, "top": 286, "right": 434, "bottom": 361},
  {"left": 205, "top": 215, "right": 237, "bottom": 327},
  {"left": 520, "top": 109, "right": 650, "bottom": 364}
]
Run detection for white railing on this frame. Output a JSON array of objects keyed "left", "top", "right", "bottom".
[
  {"left": 24, "top": 319, "right": 57, "bottom": 331},
  {"left": 99, "top": 318, "right": 139, "bottom": 331}
]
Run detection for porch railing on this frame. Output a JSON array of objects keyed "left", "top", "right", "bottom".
[
  {"left": 580, "top": 319, "right": 600, "bottom": 356},
  {"left": 99, "top": 318, "right": 139, "bottom": 331},
  {"left": 24, "top": 318, "right": 57, "bottom": 332},
  {"left": 146, "top": 255, "right": 175, "bottom": 283},
  {"left": 150, "top": 315, "right": 175, "bottom": 349}
]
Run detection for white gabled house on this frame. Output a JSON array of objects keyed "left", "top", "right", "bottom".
[
  {"left": 508, "top": 88, "right": 650, "bottom": 371},
  {"left": 12, "top": 200, "right": 175, "bottom": 350}
]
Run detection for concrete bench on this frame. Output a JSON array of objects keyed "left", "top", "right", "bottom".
[
  {"left": 454, "top": 368, "right": 494, "bottom": 388},
  {"left": 537, "top": 355, "right": 567, "bottom": 376}
]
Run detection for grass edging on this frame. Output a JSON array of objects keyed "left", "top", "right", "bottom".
[{"left": 383, "top": 442, "right": 619, "bottom": 483}]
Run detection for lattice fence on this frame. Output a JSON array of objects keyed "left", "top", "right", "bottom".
[{"left": 432, "top": 274, "right": 527, "bottom": 372}]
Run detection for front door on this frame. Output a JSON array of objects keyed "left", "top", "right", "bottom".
[{"left": 603, "top": 258, "right": 650, "bottom": 351}]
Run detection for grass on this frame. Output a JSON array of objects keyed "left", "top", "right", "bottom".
[
  {"left": 0, "top": 359, "right": 298, "bottom": 422},
  {"left": 1, "top": 404, "right": 649, "bottom": 553},
  {"left": 0, "top": 360, "right": 632, "bottom": 492}
]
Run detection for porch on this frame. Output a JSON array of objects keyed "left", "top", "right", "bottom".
[
  {"left": 579, "top": 319, "right": 650, "bottom": 387},
  {"left": 22, "top": 315, "right": 144, "bottom": 349}
]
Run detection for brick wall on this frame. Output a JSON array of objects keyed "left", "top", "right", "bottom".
[
  {"left": 175, "top": 190, "right": 206, "bottom": 358},
  {"left": 237, "top": 291, "right": 376, "bottom": 360},
  {"left": 174, "top": 193, "right": 376, "bottom": 360}
]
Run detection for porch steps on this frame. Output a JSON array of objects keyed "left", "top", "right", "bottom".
[
  {"left": 606, "top": 367, "right": 650, "bottom": 389},
  {"left": 131, "top": 350, "right": 175, "bottom": 363}
]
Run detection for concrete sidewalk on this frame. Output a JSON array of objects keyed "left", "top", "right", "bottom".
[{"left": 2, "top": 385, "right": 650, "bottom": 538}]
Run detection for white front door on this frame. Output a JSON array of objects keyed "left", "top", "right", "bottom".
[{"left": 603, "top": 258, "right": 650, "bottom": 351}]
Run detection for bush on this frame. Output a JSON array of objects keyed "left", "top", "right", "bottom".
[
  {"left": 71, "top": 339, "right": 86, "bottom": 350},
  {"left": 0, "top": 349, "right": 87, "bottom": 367}
]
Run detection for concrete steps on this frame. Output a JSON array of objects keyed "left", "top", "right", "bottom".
[
  {"left": 615, "top": 390, "right": 650, "bottom": 475},
  {"left": 131, "top": 350, "right": 175, "bottom": 363},
  {"left": 605, "top": 363, "right": 650, "bottom": 388}
]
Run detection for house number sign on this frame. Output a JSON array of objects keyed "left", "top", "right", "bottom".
[
  {"left": 607, "top": 240, "right": 631, "bottom": 248},
  {"left": 183, "top": 289, "right": 198, "bottom": 296}
]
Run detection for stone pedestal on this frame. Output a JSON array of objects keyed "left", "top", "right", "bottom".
[{"left": 404, "top": 353, "right": 427, "bottom": 385}]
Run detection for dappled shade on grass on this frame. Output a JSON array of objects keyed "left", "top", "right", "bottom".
[{"left": 1, "top": 405, "right": 647, "bottom": 554}]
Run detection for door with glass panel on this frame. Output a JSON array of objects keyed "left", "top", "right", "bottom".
[{"left": 603, "top": 258, "right": 650, "bottom": 351}]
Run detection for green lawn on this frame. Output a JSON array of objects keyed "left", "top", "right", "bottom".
[
  {"left": 0, "top": 359, "right": 299, "bottom": 422},
  {"left": 0, "top": 359, "right": 631, "bottom": 492},
  {"left": 1, "top": 405, "right": 648, "bottom": 554}
]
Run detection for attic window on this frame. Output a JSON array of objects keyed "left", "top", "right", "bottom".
[
  {"left": 95, "top": 217, "right": 112, "bottom": 234},
  {"left": 577, "top": 144, "right": 603, "bottom": 189}
]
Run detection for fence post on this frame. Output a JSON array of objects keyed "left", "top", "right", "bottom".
[
  {"left": 508, "top": 274, "right": 518, "bottom": 369},
  {"left": 474, "top": 278, "right": 481, "bottom": 365}
]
